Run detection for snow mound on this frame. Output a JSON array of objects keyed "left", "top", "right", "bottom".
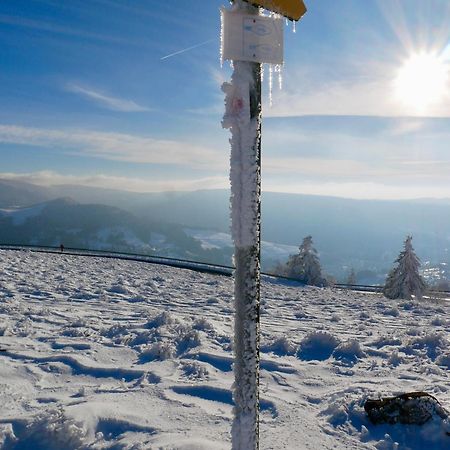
[{"left": 298, "top": 331, "right": 340, "bottom": 361}]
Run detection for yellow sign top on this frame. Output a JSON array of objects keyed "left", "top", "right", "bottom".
[{"left": 244, "top": 0, "right": 307, "bottom": 21}]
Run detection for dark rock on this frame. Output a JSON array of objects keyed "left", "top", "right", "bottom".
[{"left": 364, "top": 392, "right": 448, "bottom": 425}]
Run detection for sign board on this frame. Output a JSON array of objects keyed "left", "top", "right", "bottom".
[
  {"left": 221, "top": 9, "right": 283, "bottom": 64},
  {"left": 243, "top": 0, "right": 307, "bottom": 21}
]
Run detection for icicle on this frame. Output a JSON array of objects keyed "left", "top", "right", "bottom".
[
  {"left": 292, "top": 20, "right": 296, "bottom": 33},
  {"left": 220, "top": 8, "right": 224, "bottom": 67},
  {"left": 275, "top": 64, "right": 283, "bottom": 90},
  {"left": 261, "top": 64, "right": 265, "bottom": 83},
  {"left": 268, "top": 64, "right": 273, "bottom": 107}
]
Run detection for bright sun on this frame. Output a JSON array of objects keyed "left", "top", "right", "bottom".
[{"left": 394, "top": 52, "right": 449, "bottom": 113}]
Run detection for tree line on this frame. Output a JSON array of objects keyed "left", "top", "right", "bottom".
[{"left": 275, "top": 235, "right": 431, "bottom": 300}]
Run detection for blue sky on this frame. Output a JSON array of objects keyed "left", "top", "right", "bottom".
[{"left": 1, "top": 0, "right": 450, "bottom": 199}]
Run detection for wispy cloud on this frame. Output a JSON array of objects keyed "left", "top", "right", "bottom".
[
  {"left": 0, "top": 171, "right": 228, "bottom": 193},
  {"left": 65, "top": 83, "right": 151, "bottom": 112},
  {"left": 0, "top": 124, "right": 226, "bottom": 169}
]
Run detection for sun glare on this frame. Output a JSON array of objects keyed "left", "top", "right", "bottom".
[{"left": 394, "top": 52, "right": 449, "bottom": 113}]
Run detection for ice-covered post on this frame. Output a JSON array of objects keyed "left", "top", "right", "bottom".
[
  {"left": 222, "top": 2, "right": 262, "bottom": 448},
  {"left": 221, "top": 1, "right": 306, "bottom": 448}
]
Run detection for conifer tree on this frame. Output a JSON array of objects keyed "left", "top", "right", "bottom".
[
  {"left": 384, "top": 235, "right": 427, "bottom": 300},
  {"left": 285, "top": 235, "right": 326, "bottom": 286}
]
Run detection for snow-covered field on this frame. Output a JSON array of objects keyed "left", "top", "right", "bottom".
[{"left": 0, "top": 250, "right": 449, "bottom": 449}]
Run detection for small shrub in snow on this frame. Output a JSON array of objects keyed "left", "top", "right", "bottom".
[
  {"left": 140, "top": 342, "right": 175, "bottom": 361},
  {"left": 68, "top": 317, "right": 89, "bottom": 328},
  {"left": 108, "top": 283, "right": 130, "bottom": 295},
  {"left": 180, "top": 361, "right": 209, "bottom": 380},
  {"left": 13, "top": 408, "right": 87, "bottom": 450},
  {"left": 405, "top": 327, "right": 421, "bottom": 336},
  {"left": 436, "top": 353, "right": 450, "bottom": 369},
  {"left": 371, "top": 335, "right": 403, "bottom": 348},
  {"left": 430, "top": 317, "right": 447, "bottom": 326},
  {"left": 192, "top": 317, "right": 214, "bottom": 332},
  {"left": 333, "top": 339, "right": 366, "bottom": 363},
  {"left": 62, "top": 327, "right": 92, "bottom": 338},
  {"left": 399, "top": 300, "right": 417, "bottom": 310},
  {"left": 146, "top": 311, "right": 176, "bottom": 329},
  {"left": 387, "top": 350, "right": 404, "bottom": 366},
  {"left": 298, "top": 331, "right": 340, "bottom": 361},
  {"left": 100, "top": 323, "right": 130, "bottom": 338},
  {"left": 175, "top": 328, "right": 201, "bottom": 354},
  {"left": 261, "top": 335, "right": 297, "bottom": 356},
  {"left": 382, "top": 307, "right": 400, "bottom": 317},
  {"left": 293, "top": 307, "right": 308, "bottom": 319},
  {"left": 13, "top": 318, "right": 33, "bottom": 337},
  {"left": 129, "top": 330, "right": 154, "bottom": 347}
]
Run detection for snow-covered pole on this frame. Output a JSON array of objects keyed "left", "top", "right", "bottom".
[
  {"left": 222, "top": 2, "right": 306, "bottom": 447},
  {"left": 222, "top": 1, "right": 262, "bottom": 448}
]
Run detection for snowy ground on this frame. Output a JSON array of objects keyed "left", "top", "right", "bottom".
[{"left": 0, "top": 250, "right": 449, "bottom": 449}]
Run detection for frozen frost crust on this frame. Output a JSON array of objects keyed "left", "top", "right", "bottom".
[{"left": 222, "top": 54, "right": 262, "bottom": 450}]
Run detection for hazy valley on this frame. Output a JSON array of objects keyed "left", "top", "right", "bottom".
[{"left": 1, "top": 179, "right": 449, "bottom": 285}]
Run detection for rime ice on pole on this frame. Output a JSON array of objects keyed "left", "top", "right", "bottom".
[{"left": 222, "top": 59, "right": 262, "bottom": 449}]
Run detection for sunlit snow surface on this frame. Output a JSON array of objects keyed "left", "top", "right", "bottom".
[{"left": 0, "top": 250, "right": 449, "bottom": 449}]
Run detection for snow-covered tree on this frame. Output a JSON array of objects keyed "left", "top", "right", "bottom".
[
  {"left": 285, "top": 236, "right": 326, "bottom": 286},
  {"left": 383, "top": 235, "right": 427, "bottom": 300}
]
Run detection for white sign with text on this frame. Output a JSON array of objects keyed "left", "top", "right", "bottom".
[{"left": 221, "top": 9, "right": 284, "bottom": 65}]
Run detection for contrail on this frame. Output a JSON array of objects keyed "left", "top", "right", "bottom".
[{"left": 160, "top": 39, "right": 215, "bottom": 60}]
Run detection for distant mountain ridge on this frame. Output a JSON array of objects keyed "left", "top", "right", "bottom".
[
  {"left": 0, "top": 197, "right": 233, "bottom": 266},
  {"left": 0, "top": 179, "right": 449, "bottom": 282},
  {"left": 0, "top": 179, "right": 52, "bottom": 207}
]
